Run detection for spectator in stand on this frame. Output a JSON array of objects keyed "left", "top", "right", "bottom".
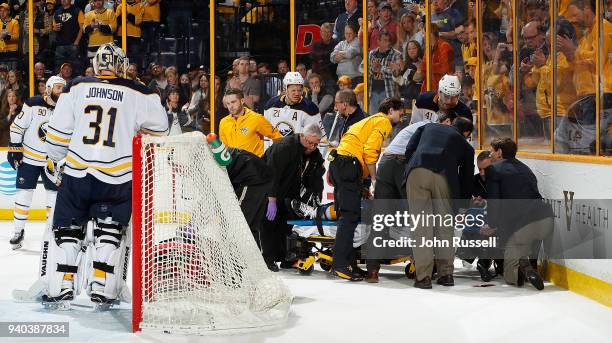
[
  {"left": 141, "top": 0, "right": 160, "bottom": 57},
  {"left": 395, "top": 39, "right": 423, "bottom": 108},
  {"left": 368, "top": 31, "right": 402, "bottom": 114},
  {"left": 460, "top": 74, "right": 476, "bottom": 112},
  {"left": 3, "top": 69, "right": 25, "bottom": 100},
  {"left": 231, "top": 58, "right": 240, "bottom": 76},
  {"left": 59, "top": 62, "right": 72, "bottom": 82},
  {"left": 257, "top": 62, "right": 282, "bottom": 101},
  {"left": 277, "top": 59, "right": 289, "bottom": 77},
  {"left": 462, "top": 20, "right": 477, "bottom": 63},
  {"left": 226, "top": 56, "right": 261, "bottom": 110},
  {"left": 178, "top": 73, "right": 192, "bottom": 108},
  {"left": 389, "top": 0, "right": 409, "bottom": 21},
  {"left": 0, "top": 3, "right": 19, "bottom": 70},
  {"left": 185, "top": 73, "right": 210, "bottom": 133},
  {"left": 34, "top": 62, "right": 46, "bottom": 81},
  {"left": 526, "top": 0, "right": 549, "bottom": 31},
  {"left": 165, "top": 85, "right": 192, "bottom": 136},
  {"left": 296, "top": 63, "right": 308, "bottom": 82},
  {"left": 0, "top": 88, "right": 21, "bottom": 146},
  {"left": 53, "top": 0, "right": 84, "bottom": 72},
  {"left": 125, "top": 63, "right": 140, "bottom": 82},
  {"left": 17, "top": 0, "right": 44, "bottom": 60},
  {"left": 432, "top": 0, "right": 463, "bottom": 74},
  {"left": 115, "top": 0, "right": 144, "bottom": 67},
  {"left": 84, "top": 66, "right": 95, "bottom": 77},
  {"left": 39, "top": 0, "right": 56, "bottom": 67},
  {"left": 83, "top": 0, "right": 116, "bottom": 59},
  {"left": 36, "top": 78, "right": 46, "bottom": 96},
  {"left": 367, "top": 2, "right": 397, "bottom": 50},
  {"left": 396, "top": 12, "right": 423, "bottom": 56},
  {"left": 310, "top": 22, "right": 336, "bottom": 94},
  {"left": 337, "top": 75, "right": 353, "bottom": 90},
  {"left": 366, "top": 0, "right": 378, "bottom": 26},
  {"left": 422, "top": 24, "right": 454, "bottom": 93},
  {"left": 333, "top": 0, "right": 361, "bottom": 41},
  {"left": 213, "top": 75, "right": 227, "bottom": 130},
  {"left": 0, "top": 64, "right": 7, "bottom": 96},
  {"left": 306, "top": 73, "right": 334, "bottom": 115},
  {"left": 354, "top": 82, "right": 365, "bottom": 110},
  {"left": 331, "top": 23, "right": 362, "bottom": 82},
  {"left": 249, "top": 58, "right": 258, "bottom": 76},
  {"left": 148, "top": 62, "right": 167, "bottom": 99}
]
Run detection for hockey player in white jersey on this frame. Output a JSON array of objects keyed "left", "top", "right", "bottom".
[
  {"left": 42, "top": 43, "right": 168, "bottom": 308},
  {"left": 263, "top": 72, "right": 324, "bottom": 150},
  {"left": 8, "top": 76, "right": 66, "bottom": 250}
]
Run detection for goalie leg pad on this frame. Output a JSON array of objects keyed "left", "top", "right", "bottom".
[
  {"left": 47, "top": 226, "right": 85, "bottom": 298},
  {"left": 87, "top": 218, "right": 130, "bottom": 302}
]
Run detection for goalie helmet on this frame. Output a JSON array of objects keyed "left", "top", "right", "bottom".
[
  {"left": 438, "top": 74, "right": 462, "bottom": 97},
  {"left": 45, "top": 75, "right": 66, "bottom": 96},
  {"left": 92, "top": 43, "right": 129, "bottom": 77},
  {"left": 283, "top": 72, "right": 304, "bottom": 89}
]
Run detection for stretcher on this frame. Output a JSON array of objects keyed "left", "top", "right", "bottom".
[{"left": 286, "top": 219, "right": 416, "bottom": 278}]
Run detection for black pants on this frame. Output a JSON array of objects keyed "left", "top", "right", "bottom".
[
  {"left": 367, "top": 155, "right": 406, "bottom": 272},
  {"left": 235, "top": 182, "right": 269, "bottom": 249},
  {"left": 329, "top": 155, "right": 362, "bottom": 270},
  {"left": 260, "top": 204, "right": 292, "bottom": 264}
]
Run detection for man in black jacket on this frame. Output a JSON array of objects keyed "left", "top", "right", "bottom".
[
  {"left": 226, "top": 148, "right": 273, "bottom": 248},
  {"left": 261, "top": 124, "right": 325, "bottom": 271},
  {"left": 486, "top": 138, "right": 553, "bottom": 290},
  {"left": 404, "top": 117, "right": 474, "bottom": 289}
]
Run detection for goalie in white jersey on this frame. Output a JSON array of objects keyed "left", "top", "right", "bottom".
[
  {"left": 42, "top": 43, "right": 168, "bottom": 307},
  {"left": 263, "top": 72, "right": 324, "bottom": 150},
  {"left": 8, "top": 76, "right": 66, "bottom": 250}
]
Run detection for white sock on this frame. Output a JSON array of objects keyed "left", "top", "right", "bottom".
[{"left": 13, "top": 189, "right": 34, "bottom": 234}]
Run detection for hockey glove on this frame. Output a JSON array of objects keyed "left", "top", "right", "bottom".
[
  {"left": 7, "top": 142, "right": 23, "bottom": 170},
  {"left": 266, "top": 198, "right": 277, "bottom": 221},
  {"left": 45, "top": 158, "right": 65, "bottom": 186}
]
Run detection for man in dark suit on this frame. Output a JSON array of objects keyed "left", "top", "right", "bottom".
[
  {"left": 486, "top": 138, "right": 553, "bottom": 290},
  {"left": 404, "top": 117, "right": 475, "bottom": 289}
]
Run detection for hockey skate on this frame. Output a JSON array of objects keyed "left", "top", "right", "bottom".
[
  {"left": 41, "top": 288, "right": 74, "bottom": 310},
  {"left": 9, "top": 229, "right": 24, "bottom": 250},
  {"left": 90, "top": 292, "right": 120, "bottom": 311}
]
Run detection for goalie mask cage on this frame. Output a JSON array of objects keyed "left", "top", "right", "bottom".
[{"left": 132, "top": 132, "right": 292, "bottom": 334}]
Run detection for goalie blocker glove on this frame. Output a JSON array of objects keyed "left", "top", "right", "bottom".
[{"left": 7, "top": 142, "right": 23, "bottom": 170}]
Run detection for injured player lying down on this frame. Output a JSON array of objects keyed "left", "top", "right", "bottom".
[{"left": 38, "top": 43, "right": 168, "bottom": 309}]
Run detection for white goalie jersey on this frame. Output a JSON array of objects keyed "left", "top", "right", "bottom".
[
  {"left": 45, "top": 76, "right": 169, "bottom": 185},
  {"left": 263, "top": 95, "right": 324, "bottom": 150},
  {"left": 10, "top": 96, "right": 55, "bottom": 167}
]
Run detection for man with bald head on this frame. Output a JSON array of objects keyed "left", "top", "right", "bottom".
[{"left": 333, "top": 0, "right": 361, "bottom": 41}]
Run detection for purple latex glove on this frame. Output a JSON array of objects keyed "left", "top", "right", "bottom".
[{"left": 266, "top": 198, "right": 277, "bottom": 221}]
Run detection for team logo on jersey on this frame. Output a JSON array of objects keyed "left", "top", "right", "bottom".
[
  {"left": 18, "top": 177, "right": 25, "bottom": 185},
  {"left": 38, "top": 122, "right": 49, "bottom": 143},
  {"left": 240, "top": 127, "right": 249, "bottom": 135},
  {"left": 275, "top": 121, "right": 295, "bottom": 136}
]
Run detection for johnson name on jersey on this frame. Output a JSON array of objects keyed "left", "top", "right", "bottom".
[
  {"left": 45, "top": 76, "right": 169, "bottom": 185},
  {"left": 263, "top": 95, "right": 324, "bottom": 150},
  {"left": 10, "top": 96, "right": 55, "bottom": 167}
]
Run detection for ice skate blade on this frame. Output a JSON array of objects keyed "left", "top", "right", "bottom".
[
  {"left": 92, "top": 299, "right": 120, "bottom": 311},
  {"left": 11, "top": 243, "right": 23, "bottom": 250},
  {"left": 42, "top": 301, "right": 71, "bottom": 311}
]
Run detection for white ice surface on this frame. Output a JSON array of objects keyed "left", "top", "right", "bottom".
[{"left": 1, "top": 221, "right": 611, "bottom": 343}]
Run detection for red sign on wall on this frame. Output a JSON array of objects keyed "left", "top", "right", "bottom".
[{"left": 296, "top": 24, "right": 322, "bottom": 55}]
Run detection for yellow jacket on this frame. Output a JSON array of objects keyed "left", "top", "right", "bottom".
[
  {"left": 84, "top": 9, "right": 116, "bottom": 47},
  {"left": 116, "top": 1, "right": 144, "bottom": 38},
  {"left": 482, "top": 63, "right": 512, "bottom": 125},
  {"left": 535, "top": 53, "right": 576, "bottom": 118},
  {"left": 573, "top": 20, "right": 612, "bottom": 96},
  {"left": 336, "top": 113, "right": 392, "bottom": 178},
  {"left": 219, "top": 107, "right": 282, "bottom": 157},
  {"left": 461, "top": 42, "right": 476, "bottom": 62},
  {"left": 142, "top": 0, "right": 160, "bottom": 22},
  {"left": 0, "top": 18, "right": 19, "bottom": 52}
]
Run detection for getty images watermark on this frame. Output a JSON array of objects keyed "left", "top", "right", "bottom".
[{"left": 370, "top": 211, "right": 498, "bottom": 248}]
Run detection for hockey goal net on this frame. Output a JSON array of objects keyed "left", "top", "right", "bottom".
[{"left": 132, "top": 132, "right": 292, "bottom": 334}]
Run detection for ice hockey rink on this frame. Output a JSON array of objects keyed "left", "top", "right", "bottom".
[{"left": 1, "top": 221, "right": 611, "bottom": 343}]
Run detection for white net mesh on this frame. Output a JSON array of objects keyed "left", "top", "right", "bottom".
[{"left": 136, "top": 132, "right": 292, "bottom": 334}]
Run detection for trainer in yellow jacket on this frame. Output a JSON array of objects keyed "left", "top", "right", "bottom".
[
  {"left": 336, "top": 113, "right": 393, "bottom": 179},
  {"left": 219, "top": 107, "right": 282, "bottom": 157}
]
